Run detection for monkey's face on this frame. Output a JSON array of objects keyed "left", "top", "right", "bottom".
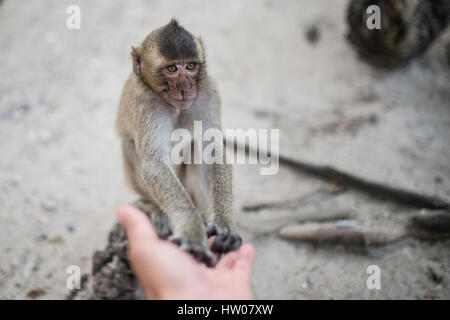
[
  {"left": 159, "top": 60, "right": 200, "bottom": 110},
  {"left": 132, "top": 20, "right": 206, "bottom": 112}
]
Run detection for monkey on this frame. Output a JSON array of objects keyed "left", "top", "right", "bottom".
[{"left": 116, "top": 19, "right": 242, "bottom": 266}]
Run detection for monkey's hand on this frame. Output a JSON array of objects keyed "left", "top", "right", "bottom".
[
  {"left": 207, "top": 219, "right": 242, "bottom": 254},
  {"left": 169, "top": 226, "right": 214, "bottom": 267}
]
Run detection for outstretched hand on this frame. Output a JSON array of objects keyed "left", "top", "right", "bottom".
[{"left": 117, "top": 205, "right": 255, "bottom": 300}]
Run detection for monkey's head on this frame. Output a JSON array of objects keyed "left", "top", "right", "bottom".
[{"left": 131, "top": 19, "right": 206, "bottom": 112}]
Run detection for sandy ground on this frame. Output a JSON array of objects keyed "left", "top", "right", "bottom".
[{"left": 0, "top": 0, "right": 449, "bottom": 299}]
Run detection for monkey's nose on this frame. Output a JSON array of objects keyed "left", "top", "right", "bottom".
[
  {"left": 178, "top": 76, "right": 191, "bottom": 90},
  {"left": 179, "top": 84, "right": 190, "bottom": 92}
]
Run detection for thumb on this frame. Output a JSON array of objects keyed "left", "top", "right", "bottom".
[{"left": 117, "top": 205, "right": 159, "bottom": 248}]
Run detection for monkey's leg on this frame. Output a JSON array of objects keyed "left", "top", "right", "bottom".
[
  {"left": 133, "top": 199, "right": 172, "bottom": 239},
  {"left": 185, "top": 163, "right": 242, "bottom": 253}
]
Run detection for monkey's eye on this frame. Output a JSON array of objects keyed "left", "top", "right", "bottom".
[
  {"left": 186, "top": 63, "right": 196, "bottom": 70},
  {"left": 167, "top": 65, "right": 177, "bottom": 72}
]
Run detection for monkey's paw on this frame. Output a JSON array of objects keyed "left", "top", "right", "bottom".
[
  {"left": 170, "top": 236, "right": 214, "bottom": 267},
  {"left": 207, "top": 223, "right": 242, "bottom": 254}
]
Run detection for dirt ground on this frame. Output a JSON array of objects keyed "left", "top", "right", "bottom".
[{"left": 0, "top": 0, "right": 449, "bottom": 299}]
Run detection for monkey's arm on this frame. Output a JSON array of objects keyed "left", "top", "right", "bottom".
[
  {"left": 211, "top": 161, "right": 235, "bottom": 227},
  {"left": 195, "top": 81, "right": 242, "bottom": 252},
  {"left": 198, "top": 115, "right": 241, "bottom": 251},
  {"left": 139, "top": 151, "right": 214, "bottom": 264},
  {"left": 206, "top": 153, "right": 242, "bottom": 253}
]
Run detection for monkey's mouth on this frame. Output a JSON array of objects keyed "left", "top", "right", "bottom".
[{"left": 170, "top": 97, "right": 195, "bottom": 110}]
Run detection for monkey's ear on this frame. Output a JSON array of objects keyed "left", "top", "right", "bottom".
[{"left": 131, "top": 46, "right": 143, "bottom": 77}]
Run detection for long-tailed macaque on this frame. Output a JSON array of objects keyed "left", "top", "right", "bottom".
[{"left": 116, "top": 19, "right": 241, "bottom": 266}]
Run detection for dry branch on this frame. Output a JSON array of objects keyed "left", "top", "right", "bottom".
[
  {"left": 239, "top": 208, "right": 355, "bottom": 235},
  {"left": 242, "top": 187, "right": 344, "bottom": 212},
  {"left": 226, "top": 139, "right": 450, "bottom": 210},
  {"left": 239, "top": 187, "right": 356, "bottom": 234},
  {"left": 279, "top": 222, "right": 406, "bottom": 246},
  {"left": 279, "top": 221, "right": 450, "bottom": 247},
  {"left": 411, "top": 210, "right": 450, "bottom": 234}
]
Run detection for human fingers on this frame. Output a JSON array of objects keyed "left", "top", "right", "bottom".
[
  {"left": 232, "top": 244, "right": 255, "bottom": 278},
  {"left": 215, "top": 250, "right": 239, "bottom": 269},
  {"left": 207, "top": 236, "right": 220, "bottom": 264}
]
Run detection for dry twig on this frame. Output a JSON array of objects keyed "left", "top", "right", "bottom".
[{"left": 227, "top": 139, "right": 450, "bottom": 210}]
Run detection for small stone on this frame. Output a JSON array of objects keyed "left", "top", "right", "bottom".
[
  {"left": 35, "top": 234, "right": 47, "bottom": 242},
  {"left": 434, "top": 176, "right": 443, "bottom": 184},
  {"left": 5, "top": 104, "right": 31, "bottom": 121},
  {"left": 301, "top": 277, "right": 313, "bottom": 289},
  {"left": 40, "top": 197, "right": 59, "bottom": 213},
  {"left": 305, "top": 25, "right": 320, "bottom": 44},
  {"left": 22, "top": 259, "right": 35, "bottom": 279},
  {"left": 26, "top": 288, "right": 46, "bottom": 299},
  {"left": 48, "top": 235, "right": 64, "bottom": 244},
  {"left": 20, "top": 104, "right": 31, "bottom": 112},
  {"left": 67, "top": 225, "right": 75, "bottom": 233},
  {"left": 427, "top": 266, "right": 443, "bottom": 285}
]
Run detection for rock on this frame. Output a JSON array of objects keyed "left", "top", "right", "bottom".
[
  {"left": 40, "top": 197, "right": 60, "bottom": 213},
  {"left": 4, "top": 104, "right": 31, "bottom": 121},
  {"left": 305, "top": 25, "right": 320, "bottom": 44},
  {"left": 22, "top": 258, "right": 35, "bottom": 279},
  {"left": 426, "top": 266, "right": 443, "bottom": 284},
  {"left": 35, "top": 234, "right": 47, "bottom": 242},
  {"left": 48, "top": 235, "right": 64, "bottom": 244},
  {"left": 301, "top": 277, "right": 313, "bottom": 289}
]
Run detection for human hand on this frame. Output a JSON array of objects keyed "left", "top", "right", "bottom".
[{"left": 117, "top": 205, "right": 255, "bottom": 300}]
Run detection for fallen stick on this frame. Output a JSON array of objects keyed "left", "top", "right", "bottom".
[
  {"left": 239, "top": 208, "right": 355, "bottom": 235},
  {"left": 279, "top": 222, "right": 450, "bottom": 246},
  {"left": 279, "top": 222, "right": 406, "bottom": 246},
  {"left": 242, "top": 187, "right": 344, "bottom": 212},
  {"left": 226, "top": 139, "right": 450, "bottom": 210},
  {"left": 411, "top": 210, "right": 450, "bottom": 234}
]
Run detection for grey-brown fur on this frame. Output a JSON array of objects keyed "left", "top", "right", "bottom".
[{"left": 157, "top": 19, "right": 199, "bottom": 60}]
